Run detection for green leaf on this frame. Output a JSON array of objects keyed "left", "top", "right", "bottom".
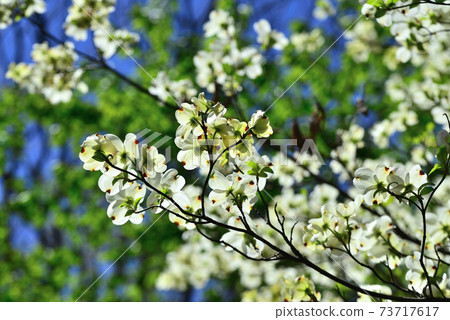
[
  {"left": 408, "top": 196, "right": 418, "bottom": 207},
  {"left": 133, "top": 197, "right": 143, "bottom": 209},
  {"left": 258, "top": 171, "right": 268, "bottom": 178},
  {"left": 260, "top": 167, "right": 274, "bottom": 174},
  {"left": 246, "top": 161, "right": 258, "bottom": 170},
  {"left": 420, "top": 186, "right": 434, "bottom": 196},
  {"left": 418, "top": 182, "right": 434, "bottom": 194},
  {"left": 429, "top": 163, "right": 442, "bottom": 176},
  {"left": 416, "top": 42, "right": 425, "bottom": 52},
  {"left": 367, "top": 0, "right": 384, "bottom": 7},
  {"left": 92, "top": 149, "right": 108, "bottom": 162},
  {"left": 375, "top": 9, "right": 386, "bottom": 18},
  {"left": 259, "top": 166, "right": 274, "bottom": 177}
]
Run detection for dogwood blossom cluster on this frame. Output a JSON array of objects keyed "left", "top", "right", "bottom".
[
  {"left": 156, "top": 233, "right": 234, "bottom": 290},
  {"left": 79, "top": 131, "right": 173, "bottom": 225},
  {"left": 281, "top": 91, "right": 449, "bottom": 296},
  {"left": 313, "top": 0, "right": 336, "bottom": 21},
  {"left": 370, "top": 102, "right": 419, "bottom": 148},
  {"left": 78, "top": 92, "right": 336, "bottom": 301},
  {"left": 79, "top": 93, "right": 274, "bottom": 230},
  {"left": 6, "top": 42, "right": 87, "bottom": 104},
  {"left": 303, "top": 200, "right": 447, "bottom": 296},
  {"left": 281, "top": 275, "right": 321, "bottom": 302},
  {"left": 330, "top": 123, "right": 365, "bottom": 182},
  {"left": 65, "top": 0, "right": 140, "bottom": 59},
  {"left": 361, "top": 0, "right": 450, "bottom": 64},
  {"left": 93, "top": 27, "right": 140, "bottom": 59},
  {"left": 64, "top": 0, "right": 116, "bottom": 41},
  {"left": 305, "top": 140, "right": 449, "bottom": 294},
  {"left": 270, "top": 151, "right": 321, "bottom": 189},
  {"left": 253, "top": 19, "right": 288, "bottom": 51},
  {"left": 156, "top": 232, "right": 320, "bottom": 302},
  {"left": 0, "top": 0, "right": 45, "bottom": 29},
  {"left": 79, "top": 100, "right": 449, "bottom": 301},
  {"left": 376, "top": 73, "right": 448, "bottom": 146},
  {"left": 174, "top": 94, "right": 277, "bottom": 256},
  {"left": 370, "top": 74, "right": 445, "bottom": 149},
  {"left": 194, "top": 10, "right": 288, "bottom": 96},
  {"left": 290, "top": 29, "right": 325, "bottom": 54},
  {"left": 148, "top": 71, "right": 196, "bottom": 104},
  {"left": 354, "top": 2, "right": 450, "bottom": 152},
  {"left": 344, "top": 20, "right": 381, "bottom": 63},
  {"left": 153, "top": 142, "right": 449, "bottom": 300},
  {"left": 353, "top": 163, "right": 428, "bottom": 205},
  {"left": 5, "top": 0, "right": 143, "bottom": 104},
  {"left": 174, "top": 93, "right": 273, "bottom": 171}
]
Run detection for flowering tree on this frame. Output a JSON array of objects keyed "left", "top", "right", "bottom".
[{"left": 2, "top": 0, "right": 450, "bottom": 301}]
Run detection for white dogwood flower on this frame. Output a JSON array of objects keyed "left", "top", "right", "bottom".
[
  {"left": 221, "top": 217, "right": 264, "bottom": 258},
  {"left": 353, "top": 165, "right": 391, "bottom": 204},
  {"left": 93, "top": 28, "right": 139, "bottom": 59},
  {"left": 175, "top": 134, "right": 210, "bottom": 170},
  {"left": 335, "top": 195, "right": 363, "bottom": 218},
  {"left": 0, "top": 0, "right": 45, "bottom": 29},
  {"left": 64, "top": 0, "right": 115, "bottom": 41},
  {"left": 248, "top": 110, "right": 273, "bottom": 138},
  {"left": 97, "top": 173, "right": 124, "bottom": 196},
  {"left": 7, "top": 42, "right": 87, "bottom": 104},
  {"left": 138, "top": 144, "right": 167, "bottom": 178},
  {"left": 361, "top": 4, "right": 376, "bottom": 19},
  {"left": 79, "top": 133, "right": 120, "bottom": 173},
  {"left": 405, "top": 252, "right": 436, "bottom": 293},
  {"left": 253, "top": 19, "right": 288, "bottom": 50},
  {"left": 282, "top": 275, "right": 321, "bottom": 302},
  {"left": 175, "top": 103, "right": 203, "bottom": 138},
  {"left": 79, "top": 133, "right": 141, "bottom": 176},
  {"left": 203, "top": 10, "right": 235, "bottom": 39},
  {"left": 387, "top": 164, "right": 427, "bottom": 195},
  {"left": 396, "top": 46, "right": 412, "bottom": 63},
  {"left": 106, "top": 181, "right": 146, "bottom": 225},
  {"left": 145, "top": 169, "right": 186, "bottom": 213}
]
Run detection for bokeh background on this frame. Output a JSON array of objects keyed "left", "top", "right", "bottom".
[{"left": 0, "top": 0, "right": 362, "bottom": 301}]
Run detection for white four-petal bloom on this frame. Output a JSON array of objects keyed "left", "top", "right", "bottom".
[
  {"left": 253, "top": 19, "right": 288, "bottom": 51},
  {"left": 106, "top": 181, "right": 146, "bottom": 225}
]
